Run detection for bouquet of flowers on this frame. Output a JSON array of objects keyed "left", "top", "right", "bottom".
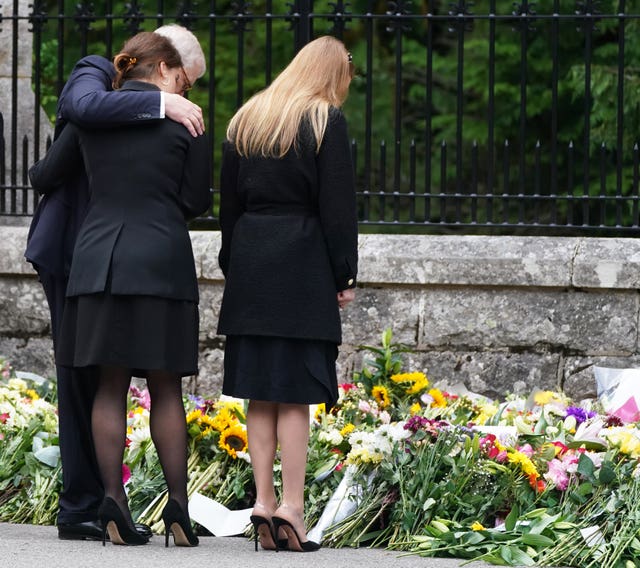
[{"left": 2, "top": 329, "right": 640, "bottom": 568}]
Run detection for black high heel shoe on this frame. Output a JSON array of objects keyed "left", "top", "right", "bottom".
[
  {"left": 271, "top": 516, "right": 320, "bottom": 552},
  {"left": 98, "top": 497, "right": 150, "bottom": 546},
  {"left": 249, "top": 515, "right": 279, "bottom": 552},
  {"left": 162, "top": 499, "right": 199, "bottom": 547}
]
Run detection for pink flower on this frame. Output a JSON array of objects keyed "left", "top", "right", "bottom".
[
  {"left": 129, "top": 385, "right": 151, "bottom": 410},
  {"left": 122, "top": 464, "right": 132, "bottom": 485},
  {"left": 544, "top": 458, "right": 570, "bottom": 490},
  {"left": 518, "top": 443, "right": 535, "bottom": 457},
  {"left": 0, "top": 412, "right": 9, "bottom": 424}
]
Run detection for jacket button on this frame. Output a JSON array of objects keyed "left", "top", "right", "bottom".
[{"left": 347, "top": 278, "right": 354, "bottom": 286}]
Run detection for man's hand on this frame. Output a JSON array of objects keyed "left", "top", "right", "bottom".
[
  {"left": 337, "top": 288, "right": 356, "bottom": 309},
  {"left": 165, "top": 93, "right": 205, "bottom": 137}
]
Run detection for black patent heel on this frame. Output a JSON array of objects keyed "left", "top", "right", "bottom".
[
  {"left": 250, "top": 514, "right": 279, "bottom": 551},
  {"left": 162, "top": 499, "right": 199, "bottom": 547},
  {"left": 271, "top": 516, "right": 320, "bottom": 552},
  {"left": 98, "top": 497, "right": 149, "bottom": 546}
]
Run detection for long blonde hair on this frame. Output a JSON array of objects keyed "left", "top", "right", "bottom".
[{"left": 226, "top": 36, "right": 353, "bottom": 158}]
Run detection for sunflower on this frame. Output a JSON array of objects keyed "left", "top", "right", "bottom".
[
  {"left": 372, "top": 385, "right": 390, "bottom": 409},
  {"left": 186, "top": 409, "right": 203, "bottom": 424},
  {"left": 210, "top": 407, "right": 238, "bottom": 432},
  {"left": 390, "top": 372, "right": 429, "bottom": 395},
  {"left": 428, "top": 388, "right": 447, "bottom": 408},
  {"left": 218, "top": 424, "right": 248, "bottom": 458}
]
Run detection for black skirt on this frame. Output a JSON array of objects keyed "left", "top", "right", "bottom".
[
  {"left": 56, "top": 290, "right": 199, "bottom": 377},
  {"left": 222, "top": 335, "right": 339, "bottom": 408}
]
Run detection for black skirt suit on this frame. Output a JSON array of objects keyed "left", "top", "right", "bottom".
[
  {"left": 29, "top": 81, "right": 212, "bottom": 376},
  {"left": 217, "top": 108, "right": 358, "bottom": 407}
]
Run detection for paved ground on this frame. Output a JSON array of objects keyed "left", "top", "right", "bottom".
[{"left": 2, "top": 522, "right": 497, "bottom": 568}]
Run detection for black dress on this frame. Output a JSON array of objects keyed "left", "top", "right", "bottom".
[
  {"left": 56, "top": 284, "right": 200, "bottom": 377},
  {"left": 218, "top": 109, "right": 358, "bottom": 408}
]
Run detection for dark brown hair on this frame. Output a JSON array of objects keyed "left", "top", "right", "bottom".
[{"left": 112, "top": 31, "right": 183, "bottom": 89}]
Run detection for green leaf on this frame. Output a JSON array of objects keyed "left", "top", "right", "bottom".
[
  {"left": 505, "top": 504, "right": 520, "bottom": 532},
  {"left": 598, "top": 460, "right": 616, "bottom": 484},
  {"left": 381, "top": 328, "right": 392, "bottom": 348},
  {"left": 520, "top": 533, "right": 555, "bottom": 547},
  {"left": 576, "top": 453, "right": 595, "bottom": 479},
  {"left": 501, "top": 545, "right": 536, "bottom": 566}
]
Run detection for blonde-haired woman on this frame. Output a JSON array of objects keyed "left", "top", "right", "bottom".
[{"left": 218, "top": 35, "right": 358, "bottom": 552}]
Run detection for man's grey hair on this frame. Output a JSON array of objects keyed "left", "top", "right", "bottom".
[{"left": 155, "top": 24, "right": 206, "bottom": 78}]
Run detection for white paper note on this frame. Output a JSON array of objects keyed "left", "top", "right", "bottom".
[{"left": 188, "top": 492, "right": 252, "bottom": 537}]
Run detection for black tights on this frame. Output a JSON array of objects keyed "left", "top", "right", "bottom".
[{"left": 92, "top": 366, "right": 189, "bottom": 525}]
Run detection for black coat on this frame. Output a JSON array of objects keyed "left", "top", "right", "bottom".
[
  {"left": 25, "top": 55, "right": 165, "bottom": 280},
  {"left": 217, "top": 108, "right": 358, "bottom": 343},
  {"left": 28, "top": 81, "right": 212, "bottom": 303}
]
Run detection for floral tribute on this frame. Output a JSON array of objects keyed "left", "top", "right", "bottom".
[{"left": 2, "top": 331, "right": 640, "bottom": 568}]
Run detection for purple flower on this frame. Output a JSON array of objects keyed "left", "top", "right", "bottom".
[
  {"left": 188, "top": 394, "right": 206, "bottom": 410},
  {"left": 565, "top": 406, "right": 596, "bottom": 424}
]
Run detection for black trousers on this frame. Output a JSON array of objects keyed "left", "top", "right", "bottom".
[{"left": 39, "top": 269, "right": 104, "bottom": 524}]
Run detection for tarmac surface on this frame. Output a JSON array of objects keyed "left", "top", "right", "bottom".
[{"left": 2, "top": 522, "right": 497, "bottom": 568}]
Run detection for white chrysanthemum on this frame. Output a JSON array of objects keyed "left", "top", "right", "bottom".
[
  {"left": 379, "top": 422, "right": 410, "bottom": 443},
  {"left": 318, "top": 429, "right": 343, "bottom": 446},
  {"left": 128, "top": 426, "right": 151, "bottom": 453},
  {"left": 236, "top": 450, "right": 251, "bottom": 463}
]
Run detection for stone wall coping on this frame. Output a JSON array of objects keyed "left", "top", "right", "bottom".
[{"left": 2, "top": 225, "right": 639, "bottom": 290}]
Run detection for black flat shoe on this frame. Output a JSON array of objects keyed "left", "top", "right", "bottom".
[
  {"left": 57, "top": 520, "right": 103, "bottom": 541},
  {"left": 98, "top": 497, "right": 150, "bottom": 546},
  {"left": 162, "top": 499, "right": 199, "bottom": 547},
  {"left": 134, "top": 522, "right": 152, "bottom": 538},
  {"left": 272, "top": 516, "right": 320, "bottom": 552},
  {"left": 57, "top": 520, "right": 152, "bottom": 541}
]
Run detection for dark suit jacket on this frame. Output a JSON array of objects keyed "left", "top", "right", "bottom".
[
  {"left": 29, "top": 81, "right": 212, "bottom": 303},
  {"left": 217, "top": 108, "right": 358, "bottom": 343},
  {"left": 25, "top": 55, "right": 164, "bottom": 279}
]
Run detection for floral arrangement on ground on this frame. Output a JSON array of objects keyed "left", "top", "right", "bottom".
[{"left": 2, "top": 329, "right": 640, "bottom": 567}]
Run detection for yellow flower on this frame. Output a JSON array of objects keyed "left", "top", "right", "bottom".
[
  {"left": 218, "top": 424, "right": 248, "bottom": 459},
  {"left": 340, "top": 423, "right": 355, "bottom": 437},
  {"left": 391, "top": 372, "right": 429, "bottom": 395},
  {"left": 25, "top": 389, "right": 39, "bottom": 400},
  {"left": 186, "top": 409, "right": 202, "bottom": 424},
  {"left": 474, "top": 403, "right": 498, "bottom": 425},
  {"left": 508, "top": 451, "right": 539, "bottom": 478},
  {"left": 409, "top": 402, "right": 421, "bottom": 415},
  {"left": 533, "top": 390, "right": 562, "bottom": 406},
  {"left": 471, "top": 521, "right": 485, "bottom": 531},
  {"left": 314, "top": 404, "right": 326, "bottom": 422},
  {"left": 199, "top": 414, "right": 217, "bottom": 428},
  {"left": 428, "top": 388, "right": 447, "bottom": 408},
  {"left": 217, "top": 400, "right": 246, "bottom": 420},
  {"left": 605, "top": 427, "right": 640, "bottom": 459},
  {"left": 210, "top": 408, "right": 238, "bottom": 432},
  {"left": 372, "top": 386, "right": 390, "bottom": 408}
]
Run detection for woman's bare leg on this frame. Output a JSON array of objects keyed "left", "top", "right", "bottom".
[
  {"left": 247, "top": 399, "right": 279, "bottom": 516},
  {"left": 274, "top": 403, "right": 311, "bottom": 540}
]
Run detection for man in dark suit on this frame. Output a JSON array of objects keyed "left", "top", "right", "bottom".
[{"left": 24, "top": 25, "right": 206, "bottom": 541}]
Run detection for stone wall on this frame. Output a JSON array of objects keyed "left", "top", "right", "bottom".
[{"left": 1, "top": 225, "right": 639, "bottom": 401}]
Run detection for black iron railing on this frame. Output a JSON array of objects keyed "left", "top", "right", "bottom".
[{"left": 2, "top": 0, "right": 640, "bottom": 235}]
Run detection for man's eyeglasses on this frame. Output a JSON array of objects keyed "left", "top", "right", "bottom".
[{"left": 180, "top": 67, "right": 192, "bottom": 93}]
